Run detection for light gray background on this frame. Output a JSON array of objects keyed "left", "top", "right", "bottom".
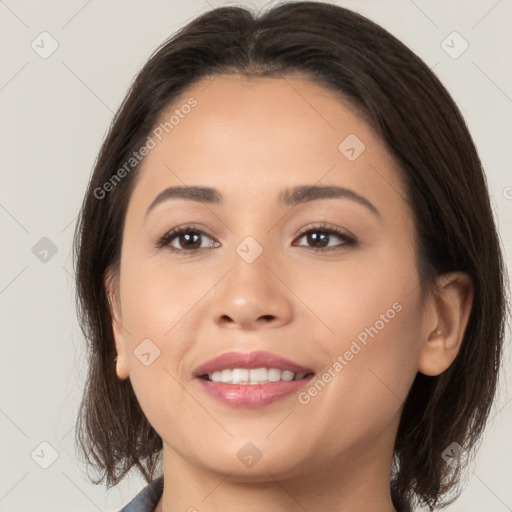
[{"left": 1, "top": 0, "right": 511, "bottom": 510}]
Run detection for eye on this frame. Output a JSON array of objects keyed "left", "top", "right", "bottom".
[
  {"left": 293, "top": 223, "right": 356, "bottom": 252},
  {"left": 155, "top": 224, "right": 219, "bottom": 253}
]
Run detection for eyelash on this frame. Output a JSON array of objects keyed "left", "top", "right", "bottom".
[{"left": 155, "top": 223, "right": 357, "bottom": 254}]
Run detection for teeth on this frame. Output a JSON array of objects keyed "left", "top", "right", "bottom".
[
  {"left": 221, "top": 369, "right": 232, "bottom": 383},
  {"left": 267, "top": 368, "right": 281, "bottom": 382},
  {"left": 207, "top": 367, "right": 310, "bottom": 384},
  {"left": 249, "top": 367, "right": 267, "bottom": 384},
  {"left": 232, "top": 368, "right": 249, "bottom": 384},
  {"left": 281, "top": 370, "right": 295, "bottom": 381}
]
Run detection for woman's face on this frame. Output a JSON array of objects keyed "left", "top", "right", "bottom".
[{"left": 110, "top": 74, "right": 430, "bottom": 480}]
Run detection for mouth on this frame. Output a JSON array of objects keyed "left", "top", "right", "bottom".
[
  {"left": 193, "top": 350, "right": 316, "bottom": 408},
  {"left": 193, "top": 350, "right": 315, "bottom": 380}
]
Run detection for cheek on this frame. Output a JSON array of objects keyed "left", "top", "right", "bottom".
[
  {"left": 116, "top": 259, "right": 203, "bottom": 424},
  {"left": 119, "top": 253, "right": 215, "bottom": 345},
  {"left": 294, "top": 240, "right": 423, "bottom": 426},
  {"left": 298, "top": 281, "right": 423, "bottom": 447},
  {"left": 292, "top": 239, "right": 421, "bottom": 356}
]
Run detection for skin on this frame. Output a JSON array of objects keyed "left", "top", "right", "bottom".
[{"left": 107, "top": 74, "right": 473, "bottom": 512}]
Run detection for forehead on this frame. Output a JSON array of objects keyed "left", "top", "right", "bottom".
[{"left": 129, "top": 73, "right": 408, "bottom": 214}]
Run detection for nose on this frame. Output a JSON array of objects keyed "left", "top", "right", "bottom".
[{"left": 212, "top": 250, "right": 294, "bottom": 331}]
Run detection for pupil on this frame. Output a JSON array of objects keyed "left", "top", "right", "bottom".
[
  {"left": 181, "top": 232, "right": 201, "bottom": 249},
  {"left": 308, "top": 232, "right": 328, "bottom": 247}
]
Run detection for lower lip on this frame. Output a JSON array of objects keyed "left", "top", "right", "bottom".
[{"left": 196, "top": 376, "right": 314, "bottom": 408}]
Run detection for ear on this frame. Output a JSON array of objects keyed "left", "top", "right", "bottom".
[
  {"left": 418, "top": 272, "right": 474, "bottom": 376},
  {"left": 104, "top": 268, "right": 130, "bottom": 380}
]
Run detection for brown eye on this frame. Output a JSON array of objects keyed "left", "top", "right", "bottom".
[
  {"left": 156, "top": 225, "right": 218, "bottom": 252},
  {"left": 294, "top": 224, "right": 356, "bottom": 252}
]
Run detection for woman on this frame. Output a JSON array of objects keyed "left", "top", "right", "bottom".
[{"left": 73, "top": 2, "right": 507, "bottom": 511}]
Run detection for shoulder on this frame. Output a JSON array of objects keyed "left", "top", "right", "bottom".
[{"left": 117, "top": 476, "right": 164, "bottom": 512}]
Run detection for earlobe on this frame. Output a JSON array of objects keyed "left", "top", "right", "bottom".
[
  {"left": 115, "top": 354, "right": 130, "bottom": 381},
  {"left": 104, "top": 270, "right": 130, "bottom": 380},
  {"left": 418, "top": 272, "right": 474, "bottom": 376}
]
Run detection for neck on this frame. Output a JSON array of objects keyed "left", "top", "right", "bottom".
[{"left": 155, "top": 422, "right": 399, "bottom": 512}]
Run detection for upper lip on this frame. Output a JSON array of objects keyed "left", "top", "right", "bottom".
[{"left": 193, "top": 350, "right": 315, "bottom": 377}]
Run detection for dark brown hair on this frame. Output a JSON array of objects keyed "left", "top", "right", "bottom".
[{"left": 73, "top": 2, "right": 508, "bottom": 510}]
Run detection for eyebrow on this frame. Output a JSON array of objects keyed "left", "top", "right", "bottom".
[{"left": 145, "top": 184, "right": 380, "bottom": 219}]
